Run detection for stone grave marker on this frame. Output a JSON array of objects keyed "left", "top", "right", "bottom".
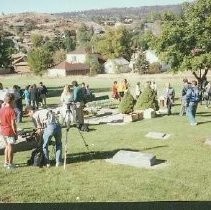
[
  {"left": 205, "top": 138, "right": 211, "bottom": 146},
  {"left": 145, "top": 132, "right": 171, "bottom": 140},
  {"left": 106, "top": 150, "right": 156, "bottom": 168},
  {"left": 143, "top": 108, "right": 156, "bottom": 119}
]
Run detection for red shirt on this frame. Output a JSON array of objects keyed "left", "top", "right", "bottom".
[{"left": 0, "top": 106, "right": 16, "bottom": 136}]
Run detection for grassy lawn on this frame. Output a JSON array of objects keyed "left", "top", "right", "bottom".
[{"left": 1, "top": 73, "right": 211, "bottom": 202}]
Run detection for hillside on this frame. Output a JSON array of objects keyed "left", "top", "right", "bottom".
[{"left": 55, "top": 5, "right": 182, "bottom": 21}]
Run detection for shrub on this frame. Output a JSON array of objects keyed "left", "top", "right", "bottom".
[
  {"left": 119, "top": 91, "right": 134, "bottom": 114},
  {"left": 135, "top": 85, "right": 159, "bottom": 111},
  {"left": 148, "top": 62, "right": 162, "bottom": 74}
]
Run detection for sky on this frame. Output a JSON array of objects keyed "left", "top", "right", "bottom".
[{"left": 1, "top": 0, "right": 193, "bottom": 14}]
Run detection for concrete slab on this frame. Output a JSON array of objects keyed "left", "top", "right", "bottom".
[
  {"left": 145, "top": 132, "right": 171, "bottom": 140},
  {"left": 106, "top": 150, "right": 156, "bottom": 168},
  {"left": 205, "top": 139, "right": 211, "bottom": 146}
]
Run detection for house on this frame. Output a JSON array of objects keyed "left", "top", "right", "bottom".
[
  {"left": 145, "top": 50, "right": 170, "bottom": 71},
  {"left": 66, "top": 48, "right": 87, "bottom": 64},
  {"left": 12, "top": 54, "right": 31, "bottom": 74},
  {"left": 66, "top": 48, "right": 106, "bottom": 66},
  {"left": 104, "top": 57, "right": 131, "bottom": 74},
  {"left": 48, "top": 61, "right": 90, "bottom": 77}
]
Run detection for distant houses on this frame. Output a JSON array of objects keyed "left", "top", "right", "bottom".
[
  {"left": 104, "top": 57, "right": 131, "bottom": 74},
  {"left": 48, "top": 61, "right": 89, "bottom": 77},
  {"left": 12, "top": 53, "right": 31, "bottom": 74}
]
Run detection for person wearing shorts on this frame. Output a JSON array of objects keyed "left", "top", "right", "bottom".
[{"left": 0, "top": 93, "right": 17, "bottom": 169}]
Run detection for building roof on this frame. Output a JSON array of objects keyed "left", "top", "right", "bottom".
[
  {"left": 14, "top": 61, "right": 28, "bottom": 66},
  {"left": 52, "top": 61, "right": 89, "bottom": 71},
  {"left": 105, "top": 57, "right": 129, "bottom": 65},
  {"left": 11, "top": 52, "right": 26, "bottom": 60},
  {"left": 67, "top": 48, "right": 87, "bottom": 55}
]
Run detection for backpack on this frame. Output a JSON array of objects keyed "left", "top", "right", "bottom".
[
  {"left": 27, "top": 148, "right": 45, "bottom": 167},
  {"left": 190, "top": 88, "right": 200, "bottom": 103}
]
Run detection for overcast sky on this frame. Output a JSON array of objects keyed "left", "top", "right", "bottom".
[{"left": 1, "top": 0, "right": 193, "bottom": 14}]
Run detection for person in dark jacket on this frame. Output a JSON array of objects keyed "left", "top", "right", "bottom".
[
  {"left": 185, "top": 80, "right": 200, "bottom": 126},
  {"left": 39, "top": 82, "right": 48, "bottom": 107},
  {"left": 30, "top": 84, "right": 39, "bottom": 109}
]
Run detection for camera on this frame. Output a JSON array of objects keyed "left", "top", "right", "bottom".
[{"left": 18, "top": 129, "right": 37, "bottom": 142}]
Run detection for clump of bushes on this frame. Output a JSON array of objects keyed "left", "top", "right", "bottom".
[
  {"left": 135, "top": 84, "right": 159, "bottom": 111},
  {"left": 148, "top": 62, "right": 162, "bottom": 74},
  {"left": 119, "top": 91, "right": 135, "bottom": 114}
]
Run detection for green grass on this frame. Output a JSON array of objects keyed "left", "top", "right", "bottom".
[{"left": 1, "top": 73, "right": 211, "bottom": 202}]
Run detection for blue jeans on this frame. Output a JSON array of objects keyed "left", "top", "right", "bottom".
[
  {"left": 43, "top": 124, "right": 62, "bottom": 164},
  {"left": 186, "top": 102, "right": 198, "bottom": 124}
]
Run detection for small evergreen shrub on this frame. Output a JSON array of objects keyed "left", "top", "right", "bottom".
[
  {"left": 135, "top": 85, "right": 159, "bottom": 111},
  {"left": 119, "top": 91, "right": 135, "bottom": 114}
]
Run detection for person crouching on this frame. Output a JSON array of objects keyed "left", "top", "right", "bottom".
[{"left": 28, "top": 107, "right": 62, "bottom": 167}]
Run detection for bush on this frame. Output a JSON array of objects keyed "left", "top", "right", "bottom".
[
  {"left": 148, "top": 62, "right": 162, "bottom": 74},
  {"left": 135, "top": 85, "right": 159, "bottom": 111},
  {"left": 119, "top": 91, "right": 135, "bottom": 114}
]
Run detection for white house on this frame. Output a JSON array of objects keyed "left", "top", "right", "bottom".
[
  {"left": 104, "top": 57, "right": 131, "bottom": 74},
  {"left": 48, "top": 61, "right": 90, "bottom": 77},
  {"left": 129, "top": 50, "right": 170, "bottom": 72},
  {"left": 145, "top": 50, "right": 170, "bottom": 71},
  {"left": 66, "top": 48, "right": 87, "bottom": 64}
]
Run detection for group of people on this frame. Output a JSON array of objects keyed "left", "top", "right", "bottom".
[
  {"left": 0, "top": 82, "right": 48, "bottom": 123},
  {"left": 22, "top": 82, "right": 48, "bottom": 109},
  {"left": 0, "top": 80, "right": 89, "bottom": 169},
  {"left": 112, "top": 79, "right": 130, "bottom": 100},
  {"left": 111, "top": 77, "right": 206, "bottom": 126},
  {"left": 0, "top": 76, "right": 209, "bottom": 170}
]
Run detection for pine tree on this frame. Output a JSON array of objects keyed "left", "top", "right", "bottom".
[
  {"left": 119, "top": 91, "right": 134, "bottom": 114},
  {"left": 135, "top": 85, "right": 159, "bottom": 111}
]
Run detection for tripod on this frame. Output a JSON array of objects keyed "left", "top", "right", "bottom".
[{"left": 63, "top": 119, "right": 90, "bottom": 170}]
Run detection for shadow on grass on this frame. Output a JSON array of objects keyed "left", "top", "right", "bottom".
[
  {"left": 152, "top": 159, "right": 167, "bottom": 166},
  {"left": 90, "top": 87, "right": 111, "bottom": 93},
  {"left": 65, "top": 147, "right": 167, "bottom": 165},
  {"left": 141, "top": 145, "right": 168, "bottom": 151},
  {"left": 65, "top": 148, "right": 139, "bottom": 164},
  {"left": 197, "top": 120, "right": 211, "bottom": 125},
  {"left": 43, "top": 86, "right": 64, "bottom": 98}
]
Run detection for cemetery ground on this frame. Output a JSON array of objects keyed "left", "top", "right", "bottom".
[{"left": 1, "top": 73, "right": 211, "bottom": 202}]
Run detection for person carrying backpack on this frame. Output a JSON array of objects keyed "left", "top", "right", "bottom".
[
  {"left": 28, "top": 107, "right": 62, "bottom": 167},
  {"left": 185, "top": 80, "right": 200, "bottom": 126}
]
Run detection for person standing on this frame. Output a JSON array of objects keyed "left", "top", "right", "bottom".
[
  {"left": 72, "top": 81, "right": 85, "bottom": 129},
  {"left": 163, "top": 83, "right": 175, "bottom": 115},
  {"left": 185, "top": 80, "right": 200, "bottom": 126},
  {"left": 112, "top": 81, "right": 120, "bottom": 100},
  {"left": 23, "top": 85, "right": 31, "bottom": 107},
  {"left": 204, "top": 81, "right": 211, "bottom": 108},
  {"left": 180, "top": 78, "right": 190, "bottom": 116},
  {"left": 30, "top": 84, "right": 39, "bottom": 109},
  {"left": 0, "top": 93, "right": 17, "bottom": 169},
  {"left": 135, "top": 81, "right": 141, "bottom": 99},
  {"left": 13, "top": 85, "right": 22, "bottom": 123},
  {"left": 39, "top": 82, "right": 48, "bottom": 108}
]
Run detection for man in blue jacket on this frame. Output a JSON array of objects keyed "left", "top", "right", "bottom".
[{"left": 185, "top": 80, "right": 200, "bottom": 126}]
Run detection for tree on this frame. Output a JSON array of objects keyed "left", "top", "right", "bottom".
[
  {"left": 85, "top": 54, "right": 101, "bottom": 75},
  {"left": 27, "top": 47, "right": 52, "bottom": 75},
  {"left": 63, "top": 36, "right": 76, "bottom": 52},
  {"left": 52, "top": 49, "right": 66, "bottom": 65},
  {"left": 135, "top": 85, "right": 159, "bottom": 111},
  {"left": 31, "top": 34, "right": 44, "bottom": 48},
  {"left": 154, "top": 0, "right": 211, "bottom": 86},
  {"left": 134, "top": 51, "right": 149, "bottom": 74},
  {"left": 0, "top": 33, "right": 15, "bottom": 68},
  {"left": 119, "top": 91, "right": 135, "bottom": 114},
  {"left": 77, "top": 24, "right": 93, "bottom": 47},
  {"left": 94, "top": 26, "right": 132, "bottom": 60}
]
